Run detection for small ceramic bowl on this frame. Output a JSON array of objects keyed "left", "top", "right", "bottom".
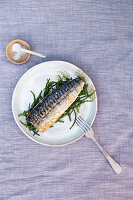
[{"left": 6, "top": 39, "right": 30, "bottom": 64}]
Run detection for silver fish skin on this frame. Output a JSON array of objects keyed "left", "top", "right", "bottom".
[{"left": 26, "top": 77, "right": 84, "bottom": 132}]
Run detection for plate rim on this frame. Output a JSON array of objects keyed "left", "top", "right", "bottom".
[{"left": 12, "top": 60, "right": 98, "bottom": 147}]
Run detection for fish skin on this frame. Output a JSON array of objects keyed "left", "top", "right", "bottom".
[{"left": 26, "top": 77, "right": 84, "bottom": 132}]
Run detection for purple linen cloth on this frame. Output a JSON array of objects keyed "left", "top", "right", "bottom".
[{"left": 0, "top": 0, "right": 133, "bottom": 199}]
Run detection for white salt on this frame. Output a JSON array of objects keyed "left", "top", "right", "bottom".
[{"left": 12, "top": 43, "right": 25, "bottom": 60}]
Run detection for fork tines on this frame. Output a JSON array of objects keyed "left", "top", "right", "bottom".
[{"left": 76, "top": 116, "right": 90, "bottom": 133}]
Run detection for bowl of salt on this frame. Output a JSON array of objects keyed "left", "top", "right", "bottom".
[{"left": 6, "top": 39, "right": 31, "bottom": 64}]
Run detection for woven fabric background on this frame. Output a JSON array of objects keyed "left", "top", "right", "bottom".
[{"left": 0, "top": 0, "right": 133, "bottom": 199}]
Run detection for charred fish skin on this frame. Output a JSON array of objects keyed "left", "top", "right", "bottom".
[
  {"left": 26, "top": 77, "right": 84, "bottom": 132},
  {"left": 26, "top": 77, "right": 82, "bottom": 125},
  {"left": 26, "top": 77, "right": 82, "bottom": 122}
]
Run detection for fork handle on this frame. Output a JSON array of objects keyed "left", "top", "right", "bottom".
[{"left": 92, "top": 137, "right": 122, "bottom": 174}]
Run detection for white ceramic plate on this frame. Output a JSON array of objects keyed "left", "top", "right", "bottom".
[{"left": 12, "top": 61, "right": 97, "bottom": 146}]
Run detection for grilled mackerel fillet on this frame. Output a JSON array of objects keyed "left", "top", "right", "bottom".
[{"left": 26, "top": 77, "right": 84, "bottom": 132}]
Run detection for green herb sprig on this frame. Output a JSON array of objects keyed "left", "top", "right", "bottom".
[{"left": 18, "top": 75, "right": 95, "bottom": 136}]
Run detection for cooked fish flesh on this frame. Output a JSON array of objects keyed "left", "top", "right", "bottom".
[{"left": 26, "top": 77, "right": 84, "bottom": 133}]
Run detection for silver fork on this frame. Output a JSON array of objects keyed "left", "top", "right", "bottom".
[{"left": 76, "top": 116, "right": 122, "bottom": 174}]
